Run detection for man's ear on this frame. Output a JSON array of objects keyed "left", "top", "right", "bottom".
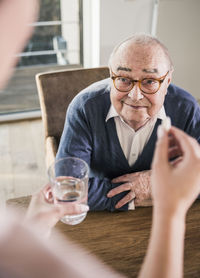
[
  {"left": 167, "top": 69, "right": 174, "bottom": 86},
  {"left": 108, "top": 64, "right": 113, "bottom": 76}
]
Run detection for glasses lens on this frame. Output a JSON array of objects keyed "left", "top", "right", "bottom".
[
  {"left": 114, "top": 77, "right": 133, "bottom": 92},
  {"left": 141, "top": 78, "right": 159, "bottom": 93}
]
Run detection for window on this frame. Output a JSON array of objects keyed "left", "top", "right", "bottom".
[{"left": 0, "top": 0, "right": 83, "bottom": 116}]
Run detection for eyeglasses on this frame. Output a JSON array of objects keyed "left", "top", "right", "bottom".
[{"left": 111, "top": 70, "right": 169, "bottom": 94}]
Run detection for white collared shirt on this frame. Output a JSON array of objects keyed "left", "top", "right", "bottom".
[{"left": 106, "top": 105, "right": 166, "bottom": 167}]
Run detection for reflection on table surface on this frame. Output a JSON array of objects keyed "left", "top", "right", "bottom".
[{"left": 7, "top": 197, "right": 200, "bottom": 278}]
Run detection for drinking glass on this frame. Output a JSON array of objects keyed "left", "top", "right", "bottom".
[{"left": 48, "top": 157, "right": 89, "bottom": 225}]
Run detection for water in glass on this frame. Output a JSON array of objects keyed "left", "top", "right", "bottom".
[{"left": 54, "top": 176, "right": 87, "bottom": 225}]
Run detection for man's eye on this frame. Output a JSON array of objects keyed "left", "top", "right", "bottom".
[
  {"left": 117, "top": 77, "right": 131, "bottom": 84},
  {"left": 143, "top": 79, "right": 157, "bottom": 85}
]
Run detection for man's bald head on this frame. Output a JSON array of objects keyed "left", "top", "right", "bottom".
[{"left": 108, "top": 34, "right": 173, "bottom": 72}]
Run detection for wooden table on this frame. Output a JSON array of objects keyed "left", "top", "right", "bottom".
[{"left": 7, "top": 197, "right": 200, "bottom": 278}]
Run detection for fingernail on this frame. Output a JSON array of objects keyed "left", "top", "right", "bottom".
[
  {"left": 80, "top": 204, "right": 89, "bottom": 212},
  {"left": 107, "top": 193, "right": 111, "bottom": 197},
  {"left": 157, "top": 125, "right": 164, "bottom": 139}
]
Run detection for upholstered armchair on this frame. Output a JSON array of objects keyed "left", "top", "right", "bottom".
[{"left": 36, "top": 67, "right": 110, "bottom": 169}]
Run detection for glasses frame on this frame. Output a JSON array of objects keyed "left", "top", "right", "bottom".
[{"left": 111, "top": 70, "right": 169, "bottom": 95}]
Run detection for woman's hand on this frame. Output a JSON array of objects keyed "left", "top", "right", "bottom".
[
  {"left": 151, "top": 126, "right": 200, "bottom": 216},
  {"left": 25, "top": 184, "right": 89, "bottom": 237}
]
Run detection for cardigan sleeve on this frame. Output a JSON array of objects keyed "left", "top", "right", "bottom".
[
  {"left": 165, "top": 84, "right": 200, "bottom": 143},
  {"left": 56, "top": 97, "right": 128, "bottom": 212},
  {"left": 183, "top": 102, "right": 200, "bottom": 143}
]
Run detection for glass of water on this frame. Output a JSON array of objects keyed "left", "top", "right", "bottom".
[{"left": 48, "top": 157, "right": 89, "bottom": 225}]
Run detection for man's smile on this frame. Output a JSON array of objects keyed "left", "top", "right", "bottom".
[{"left": 122, "top": 101, "right": 148, "bottom": 110}]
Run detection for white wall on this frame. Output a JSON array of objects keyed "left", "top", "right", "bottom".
[
  {"left": 83, "top": 0, "right": 155, "bottom": 67},
  {"left": 152, "top": 0, "right": 200, "bottom": 99},
  {"left": 61, "top": 0, "right": 80, "bottom": 64},
  {"left": 99, "top": 0, "right": 155, "bottom": 65},
  {"left": 83, "top": 0, "right": 100, "bottom": 68}
]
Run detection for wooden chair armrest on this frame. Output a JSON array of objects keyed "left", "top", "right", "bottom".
[{"left": 45, "top": 136, "right": 58, "bottom": 169}]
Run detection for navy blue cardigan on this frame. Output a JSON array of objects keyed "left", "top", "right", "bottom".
[{"left": 57, "top": 78, "right": 200, "bottom": 211}]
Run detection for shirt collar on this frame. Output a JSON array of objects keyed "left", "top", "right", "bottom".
[
  {"left": 157, "top": 106, "right": 166, "bottom": 120},
  {"left": 105, "top": 104, "right": 118, "bottom": 122},
  {"left": 105, "top": 104, "right": 166, "bottom": 122}
]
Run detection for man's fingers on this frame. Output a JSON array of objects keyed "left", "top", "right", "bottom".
[
  {"left": 107, "top": 183, "right": 131, "bottom": 197},
  {"left": 112, "top": 175, "right": 129, "bottom": 183},
  {"left": 112, "top": 173, "right": 138, "bottom": 183},
  {"left": 115, "top": 192, "right": 135, "bottom": 209}
]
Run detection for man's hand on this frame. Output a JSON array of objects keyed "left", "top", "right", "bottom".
[{"left": 107, "top": 170, "right": 152, "bottom": 209}]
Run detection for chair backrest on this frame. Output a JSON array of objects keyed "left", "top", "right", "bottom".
[{"left": 36, "top": 67, "right": 110, "bottom": 142}]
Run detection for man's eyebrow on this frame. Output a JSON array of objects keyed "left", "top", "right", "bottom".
[
  {"left": 142, "top": 68, "right": 158, "bottom": 73},
  {"left": 116, "top": 66, "right": 132, "bottom": 72}
]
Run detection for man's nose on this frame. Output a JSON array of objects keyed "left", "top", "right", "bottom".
[{"left": 128, "top": 84, "right": 144, "bottom": 101}]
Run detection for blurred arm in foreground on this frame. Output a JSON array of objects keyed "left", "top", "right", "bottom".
[{"left": 139, "top": 126, "right": 200, "bottom": 278}]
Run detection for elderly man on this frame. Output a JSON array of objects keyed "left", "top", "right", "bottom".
[{"left": 56, "top": 34, "right": 200, "bottom": 211}]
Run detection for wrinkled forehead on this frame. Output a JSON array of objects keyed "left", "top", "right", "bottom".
[{"left": 110, "top": 42, "right": 169, "bottom": 74}]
